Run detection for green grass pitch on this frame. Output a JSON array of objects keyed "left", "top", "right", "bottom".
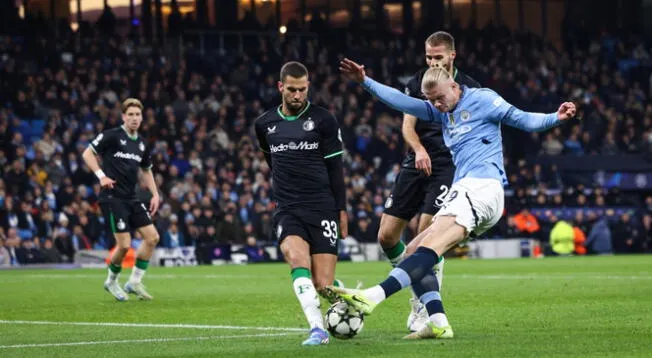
[{"left": 1, "top": 255, "right": 651, "bottom": 357}]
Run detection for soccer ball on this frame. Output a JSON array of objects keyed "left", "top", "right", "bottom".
[{"left": 325, "top": 302, "right": 364, "bottom": 339}]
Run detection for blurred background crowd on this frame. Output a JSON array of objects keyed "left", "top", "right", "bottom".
[{"left": 1, "top": 1, "right": 651, "bottom": 266}]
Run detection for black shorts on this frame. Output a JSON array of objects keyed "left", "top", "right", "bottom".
[
  {"left": 273, "top": 210, "right": 339, "bottom": 255},
  {"left": 100, "top": 199, "right": 153, "bottom": 234},
  {"left": 383, "top": 166, "right": 455, "bottom": 220}
]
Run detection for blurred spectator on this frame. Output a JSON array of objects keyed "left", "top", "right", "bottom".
[
  {"left": 53, "top": 214, "right": 74, "bottom": 262},
  {"left": 353, "top": 214, "right": 376, "bottom": 243},
  {"left": 241, "top": 235, "right": 270, "bottom": 263},
  {"left": 16, "top": 238, "right": 42, "bottom": 264},
  {"left": 4, "top": 231, "right": 20, "bottom": 266},
  {"left": 40, "top": 238, "right": 63, "bottom": 263},
  {"left": 573, "top": 225, "right": 587, "bottom": 255},
  {"left": 216, "top": 212, "right": 245, "bottom": 244},
  {"left": 611, "top": 213, "right": 640, "bottom": 253},
  {"left": 549, "top": 218, "right": 575, "bottom": 255},
  {"left": 163, "top": 223, "right": 185, "bottom": 248},
  {"left": 584, "top": 212, "right": 613, "bottom": 255},
  {"left": 541, "top": 133, "right": 564, "bottom": 155},
  {"left": 512, "top": 209, "right": 541, "bottom": 238},
  {"left": 0, "top": 238, "right": 10, "bottom": 267}
]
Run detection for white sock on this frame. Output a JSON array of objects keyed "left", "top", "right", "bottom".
[
  {"left": 129, "top": 267, "right": 146, "bottom": 284},
  {"left": 107, "top": 268, "right": 119, "bottom": 282},
  {"left": 430, "top": 313, "right": 450, "bottom": 328},
  {"left": 293, "top": 277, "right": 325, "bottom": 330},
  {"left": 363, "top": 285, "right": 387, "bottom": 305}
]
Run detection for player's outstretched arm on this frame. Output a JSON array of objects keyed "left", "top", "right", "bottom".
[
  {"left": 339, "top": 58, "right": 434, "bottom": 121},
  {"left": 490, "top": 91, "right": 576, "bottom": 132}
]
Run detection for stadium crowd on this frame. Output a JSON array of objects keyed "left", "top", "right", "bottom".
[{"left": 0, "top": 13, "right": 651, "bottom": 266}]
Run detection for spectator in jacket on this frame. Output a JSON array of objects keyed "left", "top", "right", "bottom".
[
  {"left": 550, "top": 218, "right": 575, "bottom": 255},
  {"left": 585, "top": 212, "right": 613, "bottom": 254}
]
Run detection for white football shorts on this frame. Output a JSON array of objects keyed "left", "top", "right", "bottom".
[{"left": 434, "top": 177, "right": 504, "bottom": 237}]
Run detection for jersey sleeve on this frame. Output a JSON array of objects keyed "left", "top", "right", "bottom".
[
  {"left": 480, "top": 89, "right": 514, "bottom": 123},
  {"left": 140, "top": 143, "right": 153, "bottom": 170},
  {"left": 481, "top": 89, "right": 560, "bottom": 132},
  {"left": 254, "top": 116, "right": 270, "bottom": 154},
  {"left": 89, "top": 130, "right": 115, "bottom": 155},
  {"left": 320, "top": 113, "right": 344, "bottom": 159},
  {"left": 362, "top": 76, "right": 437, "bottom": 122}
]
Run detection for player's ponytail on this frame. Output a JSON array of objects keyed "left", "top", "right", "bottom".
[{"left": 421, "top": 68, "right": 452, "bottom": 93}]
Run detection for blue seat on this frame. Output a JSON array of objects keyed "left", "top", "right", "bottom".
[
  {"left": 31, "top": 119, "right": 46, "bottom": 137},
  {"left": 18, "top": 229, "right": 34, "bottom": 240}
]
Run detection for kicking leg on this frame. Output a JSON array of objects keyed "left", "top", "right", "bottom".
[{"left": 326, "top": 216, "right": 466, "bottom": 315}]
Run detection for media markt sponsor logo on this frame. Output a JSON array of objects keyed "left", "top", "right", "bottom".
[
  {"left": 114, "top": 151, "right": 143, "bottom": 162},
  {"left": 269, "top": 141, "right": 319, "bottom": 153}
]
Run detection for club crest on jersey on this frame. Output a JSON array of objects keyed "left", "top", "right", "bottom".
[
  {"left": 385, "top": 196, "right": 393, "bottom": 209},
  {"left": 448, "top": 113, "right": 455, "bottom": 126},
  {"left": 139, "top": 142, "right": 145, "bottom": 152},
  {"left": 120, "top": 139, "right": 127, "bottom": 146},
  {"left": 117, "top": 218, "right": 126, "bottom": 230},
  {"left": 267, "top": 126, "right": 276, "bottom": 134},
  {"left": 461, "top": 110, "right": 471, "bottom": 121},
  {"left": 303, "top": 119, "right": 315, "bottom": 131}
]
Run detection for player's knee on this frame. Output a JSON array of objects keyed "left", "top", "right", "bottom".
[
  {"left": 147, "top": 231, "right": 160, "bottom": 245},
  {"left": 116, "top": 243, "right": 130, "bottom": 253},
  {"left": 282, "top": 247, "right": 309, "bottom": 268}
]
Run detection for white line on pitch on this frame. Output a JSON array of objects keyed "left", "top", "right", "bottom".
[
  {"left": 0, "top": 320, "right": 305, "bottom": 332},
  {"left": 9, "top": 273, "right": 652, "bottom": 280},
  {"left": 0, "top": 332, "right": 294, "bottom": 349}
]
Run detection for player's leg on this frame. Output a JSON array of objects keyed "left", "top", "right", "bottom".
[
  {"left": 326, "top": 216, "right": 465, "bottom": 315},
  {"left": 380, "top": 168, "right": 423, "bottom": 265},
  {"left": 404, "top": 214, "right": 435, "bottom": 332},
  {"left": 311, "top": 253, "right": 337, "bottom": 296},
  {"left": 281, "top": 235, "right": 329, "bottom": 345},
  {"left": 402, "top": 216, "right": 457, "bottom": 340},
  {"left": 412, "top": 213, "right": 444, "bottom": 288},
  {"left": 404, "top": 173, "right": 453, "bottom": 330},
  {"left": 124, "top": 224, "right": 159, "bottom": 300},
  {"left": 417, "top": 172, "right": 453, "bottom": 289},
  {"left": 101, "top": 202, "right": 131, "bottom": 301},
  {"left": 309, "top": 210, "right": 340, "bottom": 296},
  {"left": 377, "top": 214, "right": 409, "bottom": 265},
  {"left": 276, "top": 211, "right": 330, "bottom": 345}
]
